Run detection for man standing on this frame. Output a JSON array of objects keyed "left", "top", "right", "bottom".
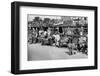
[{"left": 53, "top": 32, "right": 60, "bottom": 47}]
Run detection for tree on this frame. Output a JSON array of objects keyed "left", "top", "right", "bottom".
[
  {"left": 33, "top": 17, "right": 41, "bottom": 22},
  {"left": 43, "top": 18, "right": 51, "bottom": 24},
  {"left": 63, "top": 20, "right": 73, "bottom": 25},
  {"left": 32, "top": 17, "right": 43, "bottom": 27}
]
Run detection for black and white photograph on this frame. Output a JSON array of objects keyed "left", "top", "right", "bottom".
[
  {"left": 27, "top": 14, "right": 88, "bottom": 61},
  {"left": 11, "top": 1, "right": 97, "bottom": 74}
]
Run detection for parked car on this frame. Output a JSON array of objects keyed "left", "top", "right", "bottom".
[
  {"left": 58, "top": 35, "right": 69, "bottom": 47},
  {"left": 41, "top": 36, "right": 55, "bottom": 46}
]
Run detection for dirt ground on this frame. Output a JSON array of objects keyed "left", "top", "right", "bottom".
[{"left": 28, "top": 43, "right": 87, "bottom": 61}]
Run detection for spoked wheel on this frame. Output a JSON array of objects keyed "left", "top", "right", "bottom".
[
  {"left": 41, "top": 40, "right": 44, "bottom": 45},
  {"left": 28, "top": 38, "right": 33, "bottom": 44}
]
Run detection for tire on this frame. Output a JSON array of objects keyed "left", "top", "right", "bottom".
[
  {"left": 28, "top": 38, "right": 33, "bottom": 44},
  {"left": 49, "top": 39, "right": 53, "bottom": 46},
  {"left": 41, "top": 40, "right": 44, "bottom": 45}
]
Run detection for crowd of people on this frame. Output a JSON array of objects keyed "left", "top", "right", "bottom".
[{"left": 28, "top": 25, "right": 88, "bottom": 55}]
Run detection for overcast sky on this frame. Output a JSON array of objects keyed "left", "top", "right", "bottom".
[
  {"left": 28, "top": 14, "right": 62, "bottom": 21},
  {"left": 27, "top": 14, "right": 87, "bottom": 22}
]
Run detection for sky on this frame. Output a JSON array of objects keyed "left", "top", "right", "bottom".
[
  {"left": 28, "top": 14, "right": 62, "bottom": 21},
  {"left": 27, "top": 14, "right": 87, "bottom": 22}
]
